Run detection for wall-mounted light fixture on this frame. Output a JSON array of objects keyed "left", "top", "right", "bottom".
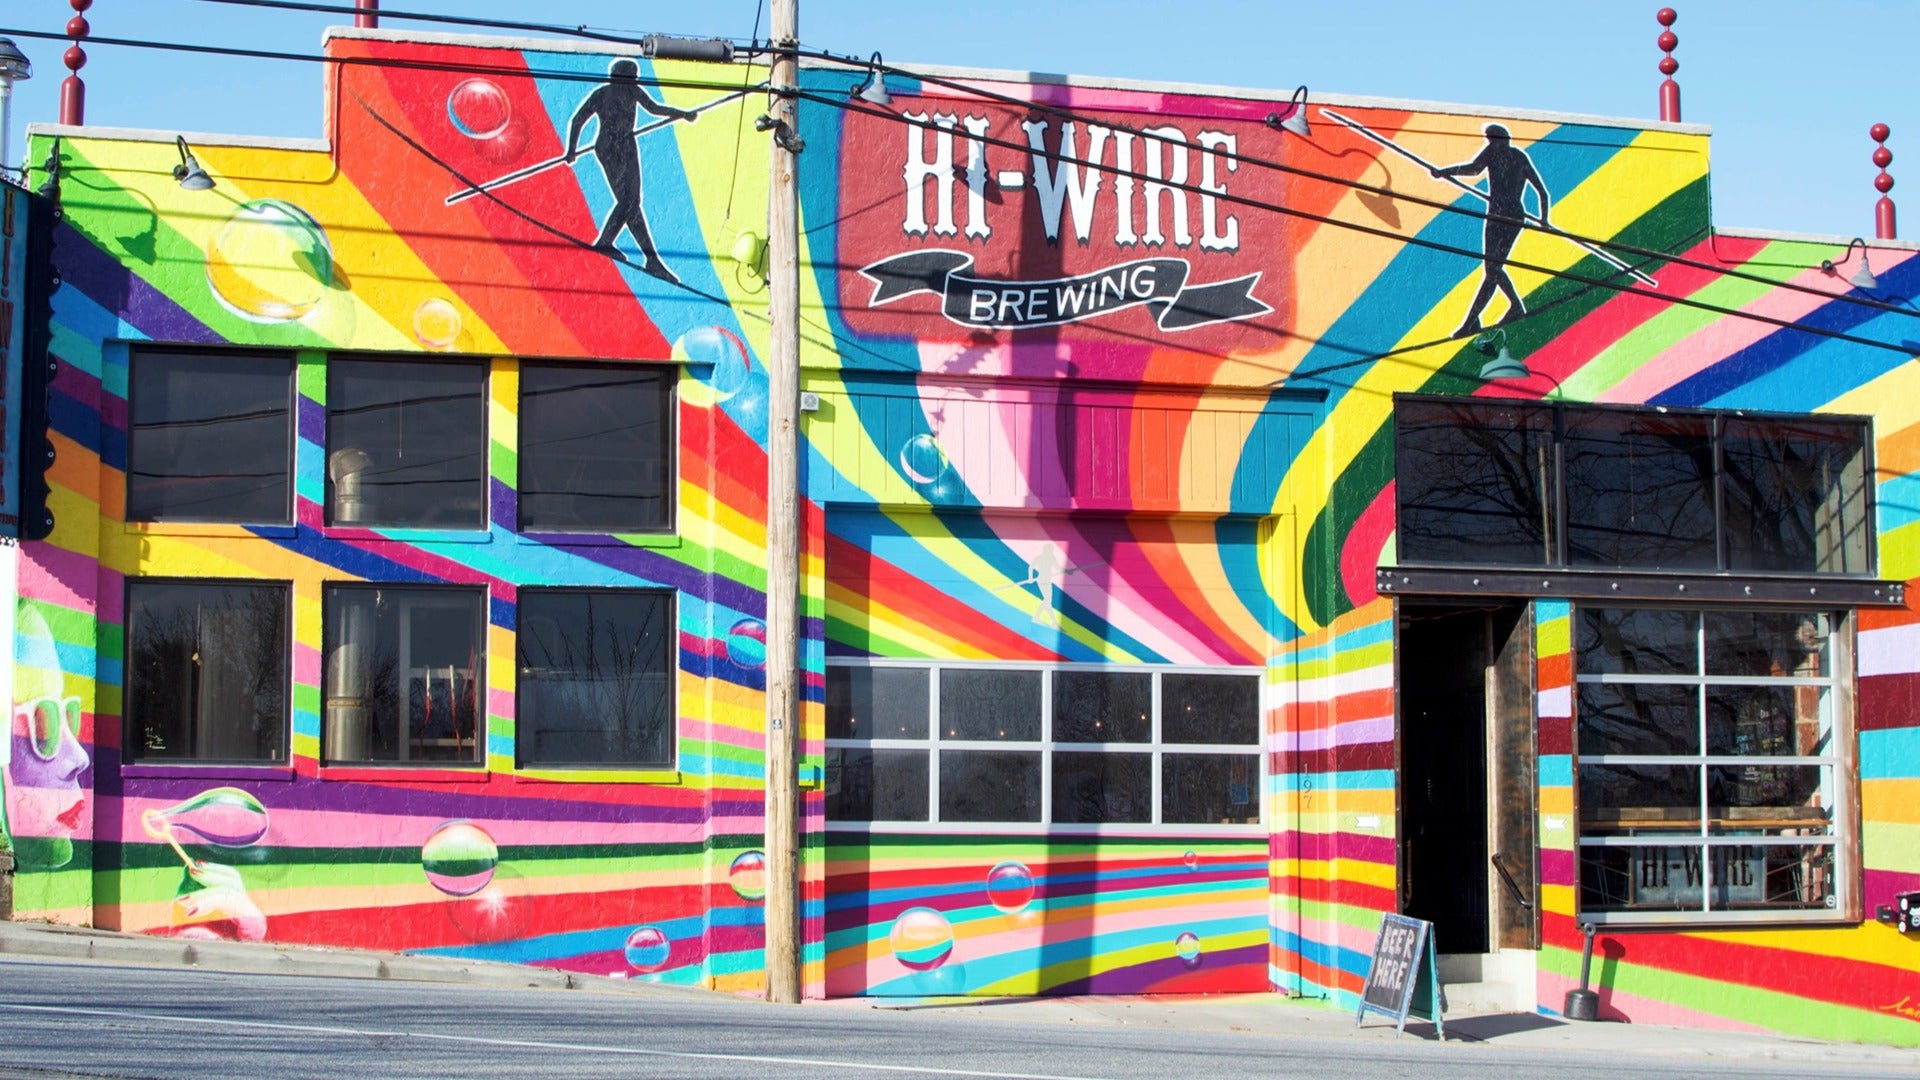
[
  {"left": 1822, "top": 237, "right": 1879, "bottom": 290},
  {"left": 36, "top": 136, "right": 61, "bottom": 200},
  {"left": 849, "top": 52, "right": 891, "bottom": 107},
  {"left": 1474, "top": 327, "right": 1529, "bottom": 380},
  {"left": 172, "top": 135, "right": 214, "bottom": 191},
  {"left": 1265, "top": 85, "right": 1312, "bottom": 138}
]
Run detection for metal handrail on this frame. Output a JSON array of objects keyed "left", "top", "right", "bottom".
[{"left": 1491, "top": 851, "right": 1534, "bottom": 910}]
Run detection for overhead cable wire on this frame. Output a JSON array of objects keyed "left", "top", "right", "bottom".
[
  {"left": 11, "top": 23, "right": 1914, "bottom": 358},
  {"left": 795, "top": 87, "right": 1918, "bottom": 359},
  {"left": 796, "top": 45, "right": 1920, "bottom": 321},
  {"left": 0, "top": 26, "right": 750, "bottom": 94}
]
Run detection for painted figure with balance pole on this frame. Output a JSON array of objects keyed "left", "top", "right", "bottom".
[
  {"left": 565, "top": 58, "right": 698, "bottom": 284},
  {"left": 1429, "top": 123, "right": 1552, "bottom": 337}
]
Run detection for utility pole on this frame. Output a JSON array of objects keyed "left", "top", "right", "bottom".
[{"left": 761, "top": 0, "right": 803, "bottom": 1006}]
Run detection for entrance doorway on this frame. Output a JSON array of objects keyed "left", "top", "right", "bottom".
[{"left": 1397, "top": 601, "right": 1537, "bottom": 957}]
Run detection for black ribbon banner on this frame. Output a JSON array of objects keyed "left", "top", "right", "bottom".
[{"left": 860, "top": 250, "right": 1271, "bottom": 332}]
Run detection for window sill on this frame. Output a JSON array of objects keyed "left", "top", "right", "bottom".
[
  {"left": 317, "top": 765, "right": 489, "bottom": 783},
  {"left": 120, "top": 763, "right": 297, "bottom": 782},
  {"left": 124, "top": 522, "right": 298, "bottom": 539},
  {"left": 1578, "top": 911, "right": 1857, "bottom": 929},
  {"left": 511, "top": 767, "right": 684, "bottom": 785},
  {"left": 516, "top": 530, "right": 681, "bottom": 549},
  {"left": 323, "top": 526, "right": 495, "bottom": 544}
]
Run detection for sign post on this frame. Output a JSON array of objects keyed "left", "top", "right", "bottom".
[{"left": 1356, "top": 913, "right": 1446, "bottom": 1040}]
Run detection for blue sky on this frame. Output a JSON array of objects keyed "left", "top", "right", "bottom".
[{"left": 0, "top": 0, "right": 1913, "bottom": 240}]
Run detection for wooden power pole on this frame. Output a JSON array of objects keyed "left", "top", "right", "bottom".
[{"left": 762, "top": 0, "right": 803, "bottom": 1006}]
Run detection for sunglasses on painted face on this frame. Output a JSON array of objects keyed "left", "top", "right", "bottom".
[{"left": 24, "top": 696, "right": 82, "bottom": 761}]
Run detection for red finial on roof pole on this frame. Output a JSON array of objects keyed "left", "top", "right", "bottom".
[
  {"left": 1656, "top": 8, "right": 1681, "bottom": 123},
  {"left": 1872, "top": 123, "right": 1896, "bottom": 240},
  {"left": 59, "top": 0, "right": 91, "bottom": 126},
  {"left": 355, "top": 0, "right": 379, "bottom": 29}
]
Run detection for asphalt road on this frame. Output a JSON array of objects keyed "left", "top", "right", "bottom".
[{"left": 0, "top": 957, "right": 1906, "bottom": 1080}]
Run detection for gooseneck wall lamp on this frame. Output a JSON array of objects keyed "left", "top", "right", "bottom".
[
  {"left": 1266, "top": 85, "right": 1312, "bottom": 138},
  {"left": 1474, "top": 327, "right": 1529, "bottom": 380},
  {"left": 172, "top": 135, "right": 214, "bottom": 191},
  {"left": 850, "top": 52, "right": 891, "bottom": 107},
  {"left": 1822, "top": 237, "right": 1879, "bottom": 291}
]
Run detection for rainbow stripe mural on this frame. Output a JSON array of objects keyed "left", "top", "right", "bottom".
[{"left": 4, "top": 27, "right": 1916, "bottom": 1044}]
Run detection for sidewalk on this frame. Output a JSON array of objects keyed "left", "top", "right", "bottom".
[{"left": 4, "top": 918, "right": 1917, "bottom": 1069}]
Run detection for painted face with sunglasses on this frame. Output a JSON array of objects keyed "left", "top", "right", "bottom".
[{"left": 7, "top": 694, "right": 88, "bottom": 868}]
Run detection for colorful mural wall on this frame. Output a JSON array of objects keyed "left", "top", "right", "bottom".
[{"left": 9, "top": 26, "right": 1919, "bottom": 1045}]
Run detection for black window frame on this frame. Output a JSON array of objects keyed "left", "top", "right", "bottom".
[
  {"left": 1392, "top": 395, "right": 1876, "bottom": 579},
  {"left": 513, "top": 586, "right": 678, "bottom": 770},
  {"left": 324, "top": 355, "right": 490, "bottom": 531},
  {"left": 516, "top": 360, "right": 677, "bottom": 535},
  {"left": 125, "top": 347, "right": 297, "bottom": 526},
  {"left": 321, "top": 582, "right": 489, "bottom": 767},
  {"left": 123, "top": 576, "right": 293, "bottom": 766},
  {"left": 1569, "top": 602, "right": 1858, "bottom": 926}
]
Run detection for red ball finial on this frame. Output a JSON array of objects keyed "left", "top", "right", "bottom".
[
  {"left": 1873, "top": 123, "right": 1897, "bottom": 239},
  {"left": 1656, "top": 8, "right": 1682, "bottom": 123},
  {"left": 70, "top": 0, "right": 93, "bottom": 11}
]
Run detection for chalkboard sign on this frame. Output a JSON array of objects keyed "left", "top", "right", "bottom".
[{"left": 1355, "top": 913, "right": 1445, "bottom": 1039}]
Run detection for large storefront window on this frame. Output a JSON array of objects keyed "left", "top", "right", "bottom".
[
  {"left": 824, "top": 663, "right": 1262, "bottom": 829},
  {"left": 125, "top": 580, "right": 290, "bottom": 763},
  {"left": 323, "top": 585, "right": 486, "bottom": 765},
  {"left": 1396, "top": 398, "right": 1871, "bottom": 574},
  {"left": 1574, "top": 606, "right": 1852, "bottom": 923}
]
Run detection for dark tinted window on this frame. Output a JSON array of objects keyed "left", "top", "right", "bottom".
[
  {"left": 519, "top": 364, "right": 673, "bottom": 532},
  {"left": 1163, "top": 752, "right": 1260, "bottom": 824},
  {"left": 517, "top": 590, "right": 673, "bottom": 767},
  {"left": 826, "top": 666, "right": 929, "bottom": 739},
  {"left": 126, "top": 580, "right": 288, "bottom": 762},
  {"left": 939, "top": 750, "right": 1040, "bottom": 822},
  {"left": 939, "top": 669, "right": 1041, "bottom": 741},
  {"left": 1052, "top": 751, "right": 1151, "bottom": 823},
  {"left": 128, "top": 351, "right": 292, "bottom": 524},
  {"left": 327, "top": 359, "right": 487, "bottom": 528},
  {"left": 1721, "top": 418, "right": 1868, "bottom": 574},
  {"left": 1396, "top": 399, "right": 1555, "bottom": 566},
  {"left": 1052, "top": 670, "right": 1151, "bottom": 743},
  {"left": 323, "top": 585, "right": 485, "bottom": 764},
  {"left": 1563, "top": 410, "right": 1716, "bottom": 569},
  {"left": 1162, "top": 673, "right": 1260, "bottom": 744},
  {"left": 826, "top": 748, "right": 929, "bottom": 821}
]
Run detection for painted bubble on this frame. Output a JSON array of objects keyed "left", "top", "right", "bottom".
[
  {"left": 1174, "top": 931, "right": 1202, "bottom": 967},
  {"left": 624, "top": 925, "right": 672, "bottom": 973},
  {"left": 413, "top": 297, "right": 462, "bottom": 350},
  {"left": 205, "top": 199, "right": 335, "bottom": 323},
  {"left": 673, "top": 326, "right": 753, "bottom": 402},
  {"left": 422, "top": 820, "right": 499, "bottom": 897},
  {"left": 985, "top": 860, "right": 1034, "bottom": 914},
  {"left": 726, "top": 617, "right": 768, "bottom": 670},
  {"left": 447, "top": 78, "right": 512, "bottom": 140},
  {"left": 729, "top": 850, "right": 767, "bottom": 901},
  {"left": 1183, "top": 850, "right": 1199, "bottom": 870},
  {"left": 899, "top": 433, "right": 949, "bottom": 485},
  {"left": 148, "top": 787, "right": 269, "bottom": 848},
  {"left": 889, "top": 907, "right": 954, "bottom": 971}
]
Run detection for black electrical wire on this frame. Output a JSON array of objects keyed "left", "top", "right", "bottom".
[
  {"left": 797, "top": 44, "right": 1920, "bottom": 322},
  {"left": 796, "top": 86, "right": 1918, "bottom": 359},
  {"left": 10, "top": 22, "right": 1913, "bottom": 359},
  {"left": 184, "top": 0, "right": 644, "bottom": 46},
  {"left": 0, "top": 26, "right": 749, "bottom": 94}
]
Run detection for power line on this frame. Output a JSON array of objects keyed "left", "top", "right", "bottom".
[
  {"left": 796, "top": 86, "right": 1918, "bottom": 359},
  {"left": 0, "top": 26, "right": 749, "bottom": 94},
  {"left": 184, "top": 0, "right": 763, "bottom": 48},
  {"left": 798, "top": 45, "right": 1920, "bottom": 323},
  {"left": 11, "top": 23, "right": 1913, "bottom": 359}
]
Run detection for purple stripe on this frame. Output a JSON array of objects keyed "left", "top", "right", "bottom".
[
  {"left": 1047, "top": 943, "right": 1268, "bottom": 995},
  {"left": 57, "top": 224, "right": 222, "bottom": 344}
]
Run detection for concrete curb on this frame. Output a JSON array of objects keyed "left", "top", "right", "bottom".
[{"left": 0, "top": 920, "right": 716, "bottom": 999}]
